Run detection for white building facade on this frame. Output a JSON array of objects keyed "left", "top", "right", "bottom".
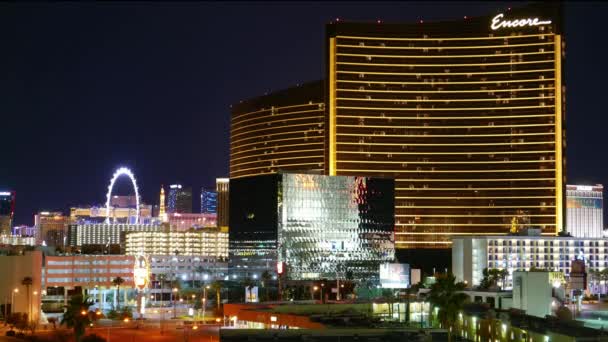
[
  {"left": 453, "top": 235, "right": 608, "bottom": 289},
  {"left": 566, "top": 184, "right": 603, "bottom": 238}
]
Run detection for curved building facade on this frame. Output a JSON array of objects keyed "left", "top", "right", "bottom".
[
  {"left": 327, "top": 4, "right": 565, "bottom": 248},
  {"left": 230, "top": 3, "right": 565, "bottom": 250},
  {"left": 230, "top": 81, "right": 326, "bottom": 179}
]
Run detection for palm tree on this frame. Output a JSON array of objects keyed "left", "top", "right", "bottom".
[
  {"left": 427, "top": 274, "right": 468, "bottom": 340},
  {"left": 21, "top": 277, "right": 33, "bottom": 322},
  {"left": 112, "top": 277, "right": 125, "bottom": 310},
  {"left": 210, "top": 280, "right": 222, "bottom": 311},
  {"left": 261, "top": 271, "right": 272, "bottom": 301},
  {"left": 61, "top": 295, "right": 94, "bottom": 342}
]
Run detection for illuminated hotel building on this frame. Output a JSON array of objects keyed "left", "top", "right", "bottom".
[
  {"left": 200, "top": 187, "right": 217, "bottom": 214},
  {"left": 0, "top": 191, "right": 15, "bottom": 235},
  {"left": 216, "top": 178, "right": 230, "bottom": 228},
  {"left": 67, "top": 223, "right": 160, "bottom": 247},
  {"left": 124, "top": 228, "right": 228, "bottom": 258},
  {"left": 70, "top": 205, "right": 154, "bottom": 224},
  {"left": 453, "top": 234, "right": 607, "bottom": 289},
  {"left": 566, "top": 184, "right": 603, "bottom": 238},
  {"left": 231, "top": 3, "right": 565, "bottom": 249},
  {"left": 166, "top": 212, "right": 217, "bottom": 231},
  {"left": 230, "top": 81, "right": 325, "bottom": 179},
  {"left": 167, "top": 184, "right": 193, "bottom": 214},
  {"left": 35, "top": 211, "right": 68, "bottom": 247}
]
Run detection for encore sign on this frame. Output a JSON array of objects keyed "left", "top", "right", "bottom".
[{"left": 490, "top": 13, "right": 552, "bottom": 30}]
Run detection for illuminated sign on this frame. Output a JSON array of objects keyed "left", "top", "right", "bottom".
[
  {"left": 133, "top": 255, "right": 150, "bottom": 289},
  {"left": 277, "top": 262, "right": 284, "bottom": 275},
  {"left": 170, "top": 184, "right": 182, "bottom": 189},
  {"left": 380, "top": 263, "right": 410, "bottom": 289},
  {"left": 0, "top": 192, "right": 11, "bottom": 196},
  {"left": 490, "top": 13, "right": 552, "bottom": 30},
  {"left": 574, "top": 185, "right": 593, "bottom": 191}
]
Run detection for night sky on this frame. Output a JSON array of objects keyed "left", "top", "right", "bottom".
[{"left": 1, "top": 2, "right": 605, "bottom": 226}]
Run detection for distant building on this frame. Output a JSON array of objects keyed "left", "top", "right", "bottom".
[
  {"left": 567, "top": 184, "right": 603, "bottom": 238},
  {"left": 35, "top": 211, "right": 68, "bottom": 247},
  {"left": 0, "top": 191, "right": 15, "bottom": 235},
  {"left": 229, "top": 173, "right": 394, "bottom": 281},
  {"left": 67, "top": 223, "right": 160, "bottom": 247},
  {"left": 166, "top": 212, "right": 216, "bottom": 231},
  {"left": 453, "top": 234, "right": 608, "bottom": 290},
  {"left": 12, "top": 225, "right": 35, "bottom": 237},
  {"left": 0, "top": 235, "right": 35, "bottom": 246},
  {"left": 124, "top": 228, "right": 228, "bottom": 258},
  {"left": 109, "top": 195, "right": 137, "bottom": 208},
  {"left": 216, "top": 179, "right": 229, "bottom": 228},
  {"left": 200, "top": 188, "right": 217, "bottom": 214},
  {"left": 167, "top": 184, "right": 193, "bottom": 213},
  {"left": 159, "top": 186, "right": 167, "bottom": 222},
  {"left": 41, "top": 253, "right": 227, "bottom": 310},
  {"left": 70, "top": 205, "right": 153, "bottom": 225}
]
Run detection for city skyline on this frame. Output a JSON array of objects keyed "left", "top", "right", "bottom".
[{"left": 2, "top": 1, "right": 607, "bottom": 226}]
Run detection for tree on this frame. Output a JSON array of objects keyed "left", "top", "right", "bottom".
[
  {"left": 210, "top": 280, "right": 223, "bottom": 311},
  {"left": 478, "top": 268, "right": 509, "bottom": 290},
  {"left": 21, "top": 277, "right": 33, "bottom": 322},
  {"left": 427, "top": 274, "right": 468, "bottom": 340},
  {"left": 60, "top": 295, "right": 94, "bottom": 342},
  {"left": 261, "top": 271, "right": 272, "bottom": 301},
  {"left": 112, "top": 277, "right": 125, "bottom": 310}
]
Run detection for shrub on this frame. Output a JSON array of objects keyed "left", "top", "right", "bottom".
[{"left": 106, "top": 310, "right": 118, "bottom": 320}]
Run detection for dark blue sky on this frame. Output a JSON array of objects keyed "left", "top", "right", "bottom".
[{"left": 1, "top": 2, "right": 605, "bottom": 226}]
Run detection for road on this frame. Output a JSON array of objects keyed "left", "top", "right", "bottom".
[{"left": 0, "top": 319, "right": 220, "bottom": 342}]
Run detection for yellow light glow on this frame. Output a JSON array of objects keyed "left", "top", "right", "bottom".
[
  {"left": 337, "top": 33, "right": 552, "bottom": 42},
  {"left": 554, "top": 34, "right": 564, "bottom": 235}
]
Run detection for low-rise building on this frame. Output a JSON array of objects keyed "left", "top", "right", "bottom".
[
  {"left": 166, "top": 213, "right": 217, "bottom": 231},
  {"left": 0, "top": 251, "right": 42, "bottom": 322},
  {"left": 452, "top": 234, "right": 608, "bottom": 289},
  {"left": 67, "top": 223, "right": 161, "bottom": 247},
  {"left": 124, "top": 228, "right": 228, "bottom": 258}
]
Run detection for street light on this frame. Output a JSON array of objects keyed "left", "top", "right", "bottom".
[
  {"left": 320, "top": 283, "right": 325, "bottom": 303},
  {"left": 172, "top": 288, "right": 178, "bottom": 318},
  {"left": 11, "top": 288, "right": 19, "bottom": 315},
  {"left": 202, "top": 285, "right": 210, "bottom": 324}
]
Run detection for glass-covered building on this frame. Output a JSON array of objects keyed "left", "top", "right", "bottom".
[
  {"left": 229, "top": 173, "right": 395, "bottom": 281},
  {"left": 0, "top": 191, "right": 15, "bottom": 235},
  {"left": 200, "top": 187, "right": 218, "bottom": 214}
]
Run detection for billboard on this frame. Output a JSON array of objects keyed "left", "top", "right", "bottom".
[
  {"left": 567, "top": 198, "right": 602, "bottom": 209},
  {"left": 380, "top": 263, "right": 410, "bottom": 288}
]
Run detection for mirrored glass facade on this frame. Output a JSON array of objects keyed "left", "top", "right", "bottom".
[{"left": 229, "top": 173, "right": 394, "bottom": 281}]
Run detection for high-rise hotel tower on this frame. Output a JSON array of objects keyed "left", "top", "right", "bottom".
[{"left": 230, "top": 3, "right": 565, "bottom": 249}]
